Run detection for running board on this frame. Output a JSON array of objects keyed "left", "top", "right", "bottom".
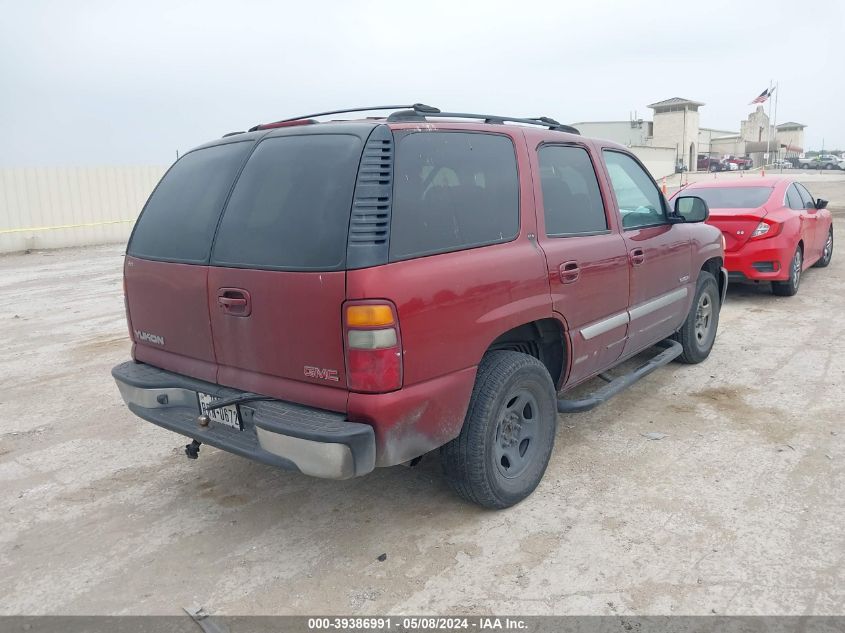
[{"left": 557, "top": 339, "right": 683, "bottom": 413}]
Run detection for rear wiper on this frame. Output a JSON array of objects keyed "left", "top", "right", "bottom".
[{"left": 205, "top": 393, "right": 274, "bottom": 411}]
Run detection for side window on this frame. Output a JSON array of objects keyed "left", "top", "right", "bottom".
[
  {"left": 602, "top": 150, "right": 666, "bottom": 229},
  {"left": 785, "top": 184, "right": 803, "bottom": 210},
  {"left": 538, "top": 145, "right": 608, "bottom": 236},
  {"left": 390, "top": 132, "right": 519, "bottom": 261},
  {"left": 795, "top": 183, "right": 815, "bottom": 209}
]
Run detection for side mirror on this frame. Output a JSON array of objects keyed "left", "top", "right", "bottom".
[
  {"left": 674, "top": 195, "right": 709, "bottom": 223},
  {"left": 816, "top": 198, "right": 829, "bottom": 210}
]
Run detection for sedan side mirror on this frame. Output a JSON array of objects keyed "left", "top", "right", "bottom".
[
  {"left": 816, "top": 198, "right": 829, "bottom": 210},
  {"left": 673, "top": 195, "right": 709, "bottom": 223}
]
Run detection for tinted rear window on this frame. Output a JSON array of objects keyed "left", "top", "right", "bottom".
[
  {"left": 211, "top": 134, "right": 363, "bottom": 270},
  {"left": 128, "top": 142, "right": 252, "bottom": 263},
  {"left": 389, "top": 132, "right": 519, "bottom": 261},
  {"left": 691, "top": 186, "right": 773, "bottom": 209},
  {"left": 539, "top": 145, "right": 608, "bottom": 236}
]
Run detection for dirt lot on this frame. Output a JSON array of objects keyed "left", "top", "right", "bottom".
[{"left": 2, "top": 175, "right": 844, "bottom": 616}]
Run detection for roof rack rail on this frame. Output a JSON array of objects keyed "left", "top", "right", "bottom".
[
  {"left": 248, "top": 103, "right": 440, "bottom": 132},
  {"left": 386, "top": 105, "right": 580, "bottom": 134}
]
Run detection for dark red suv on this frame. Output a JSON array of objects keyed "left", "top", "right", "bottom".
[{"left": 113, "top": 104, "right": 726, "bottom": 508}]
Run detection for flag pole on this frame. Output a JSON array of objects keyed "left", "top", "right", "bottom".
[
  {"left": 773, "top": 81, "right": 780, "bottom": 172},
  {"left": 764, "top": 79, "right": 773, "bottom": 168}
]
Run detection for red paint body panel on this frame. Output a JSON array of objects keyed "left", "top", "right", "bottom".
[
  {"left": 208, "top": 267, "right": 348, "bottom": 412},
  {"left": 675, "top": 178, "right": 833, "bottom": 282},
  {"left": 125, "top": 256, "right": 217, "bottom": 383},
  {"left": 619, "top": 223, "right": 693, "bottom": 357},
  {"left": 348, "top": 367, "right": 478, "bottom": 466}
]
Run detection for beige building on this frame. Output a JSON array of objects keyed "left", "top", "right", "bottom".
[
  {"left": 570, "top": 97, "right": 808, "bottom": 174},
  {"left": 775, "top": 122, "right": 806, "bottom": 156},
  {"left": 648, "top": 97, "right": 702, "bottom": 171}
]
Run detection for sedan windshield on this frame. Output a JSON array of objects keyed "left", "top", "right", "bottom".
[{"left": 690, "top": 186, "right": 773, "bottom": 209}]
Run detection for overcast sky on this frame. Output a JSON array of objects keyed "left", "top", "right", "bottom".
[{"left": 1, "top": 0, "right": 842, "bottom": 166}]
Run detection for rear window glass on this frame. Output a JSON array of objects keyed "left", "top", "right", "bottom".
[
  {"left": 128, "top": 142, "right": 252, "bottom": 263},
  {"left": 211, "top": 134, "right": 363, "bottom": 270},
  {"left": 389, "top": 132, "right": 519, "bottom": 260},
  {"left": 691, "top": 186, "right": 773, "bottom": 209}
]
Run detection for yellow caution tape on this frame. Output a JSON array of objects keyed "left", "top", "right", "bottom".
[{"left": 0, "top": 219, "right": 136, "bottom": 235}]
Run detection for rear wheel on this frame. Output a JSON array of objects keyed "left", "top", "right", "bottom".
[
  {"left": 441, "top": 351, "right": 557, "bottom": 509},
  {"left": 772, "top": 246, "right": 803, "bottom": 296},
  {"left": 671, "top": 271, "right": 720, "bottom": 364},
  {"left": 813, "top": 228, "right": 833, "bottom": 268}
]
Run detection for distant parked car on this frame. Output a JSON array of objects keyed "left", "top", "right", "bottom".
[
  {"left": 799, "top": 155, "right": 842, "bottom": 170},
  {"left": 698, "top": 156, "right": 723, "bottom": 172},
  {"left": 773, "top": 158, "right": 793, "bottom": 169},
  {"left": 671, "top": 177, "right": 833, "bottom": 296},
  {"left": 726, "top": 156, "right": 753, "bottom": 170}
]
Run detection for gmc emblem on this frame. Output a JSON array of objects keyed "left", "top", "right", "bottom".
[{"left": 304, "top": 365, "right": 339, "bottom": 382}]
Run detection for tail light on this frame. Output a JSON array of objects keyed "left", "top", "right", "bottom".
[
  {"left": 343, "top": 301, "right": 402, "bottom": 393},
  {"left": 750, "top": 220, "right": 781, "bottom": 240}
]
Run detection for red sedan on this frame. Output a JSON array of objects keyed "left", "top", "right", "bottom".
[{"left": 672, "top": 177, "right": 834, "bottom": 296}]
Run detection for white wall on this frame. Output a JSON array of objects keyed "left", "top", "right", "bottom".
[
  {"left": 0, "top": 166, "right": 166, "bottom": 254},
  {"left": 628, "top": 146, "right": 676, "bottom": 180},
  {"left": 570, "top": 121, "right": 651, "bottom": 147}
]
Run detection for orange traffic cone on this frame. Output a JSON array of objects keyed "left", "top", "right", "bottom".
[
  {"left": 761, "top": 167, "right": 765, "bottom": 177},
  {"left": 662, "top": 177, "right": 667, "bottom": 195}
]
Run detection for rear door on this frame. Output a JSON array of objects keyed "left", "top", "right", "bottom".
[
  {"left": 531, "top": 142, "right": 629, "bottom": 386},
  {"left": 207, "top": 131, "right": 366, "bottom": 412},
  {"left": 599, "top": 149, "right": 692, "bottom": 357},
  {"left": 125, "top": 141, "right": 254, "bottom": 382}
]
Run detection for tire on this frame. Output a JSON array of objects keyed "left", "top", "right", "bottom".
[
  {"left": 671, "top": 271, "right": 720, "bottom": 364},
  {"left": 441, "top": 351, "right": 557, "bottom": 509},
  {"left": 813, "top": 228, "right": 833, "bottom": 268},
  {"left": 772, "top": 246, "right": 803, "bottom": 296},
  {"left": 825, "top": 163, "right": 833, "bottom": 170}
]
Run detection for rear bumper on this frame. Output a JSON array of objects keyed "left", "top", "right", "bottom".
[
  {"left": 112, "top": 361, "right": 375, "bottom": 479},
  {"left": 725, "top": 243, "right": 791, "bottom": 282}
]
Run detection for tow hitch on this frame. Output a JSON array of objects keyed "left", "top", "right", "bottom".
[{"left": 185, "top": 439, "right": 202, "bottom": 459}]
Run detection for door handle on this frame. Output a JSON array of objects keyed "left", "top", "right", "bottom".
[
  {"left": 217, "top": 288, "right": 251, "bottom": 316},
  {"left": 630, "top": 248, "right": 645, "bottom": 266},
  {"left": 559, "top": 261, "right": 580, "bottom": 284}
]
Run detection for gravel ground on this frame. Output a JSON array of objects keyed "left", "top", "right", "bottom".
[{"left": 2, "top": 176, "right": 844, "bottom": 616}]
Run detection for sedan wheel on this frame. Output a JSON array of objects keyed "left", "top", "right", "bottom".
[
  {"left": 772, "top": 247, "right": 803, "bottom": 296},
  {"left": 814, "top": 229, "right": 833, "bottom": 268}
]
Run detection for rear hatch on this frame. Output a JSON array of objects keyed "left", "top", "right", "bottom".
[
  {"left": 125, "top": 124, "right": 378, "bottom": 411},
  {"left": 688, "top": 186, "right": 773, "bottom": 252}
]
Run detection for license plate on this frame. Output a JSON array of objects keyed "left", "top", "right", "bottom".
[{"left": 197, "top": 392, "right": 242, "bottom": 431}]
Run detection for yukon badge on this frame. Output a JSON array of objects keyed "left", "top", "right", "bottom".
[
  {"left": 135, "top": 330, "right": 165, "bottom": 346},
  {"left": 304, "top": 365, "right": 339, "bottom": 382}
]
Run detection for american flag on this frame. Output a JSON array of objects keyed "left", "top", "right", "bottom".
[{"left": 749, "top": 87, "right": 775, "bottom": 105}]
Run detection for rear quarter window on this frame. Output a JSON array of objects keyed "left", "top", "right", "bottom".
[
  {"left": 389, "top": 132, "right": 519, "bottom": 261},
  {"left": 211, "top": 134, "right": 363, "bottom": 271},
  {"left": 128, "top": 142, "right": 252, "bottom": 263}
]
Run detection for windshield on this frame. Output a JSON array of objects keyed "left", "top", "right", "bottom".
[{"left": 689, "top": 186, "right": 773, "bottom": 209}]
